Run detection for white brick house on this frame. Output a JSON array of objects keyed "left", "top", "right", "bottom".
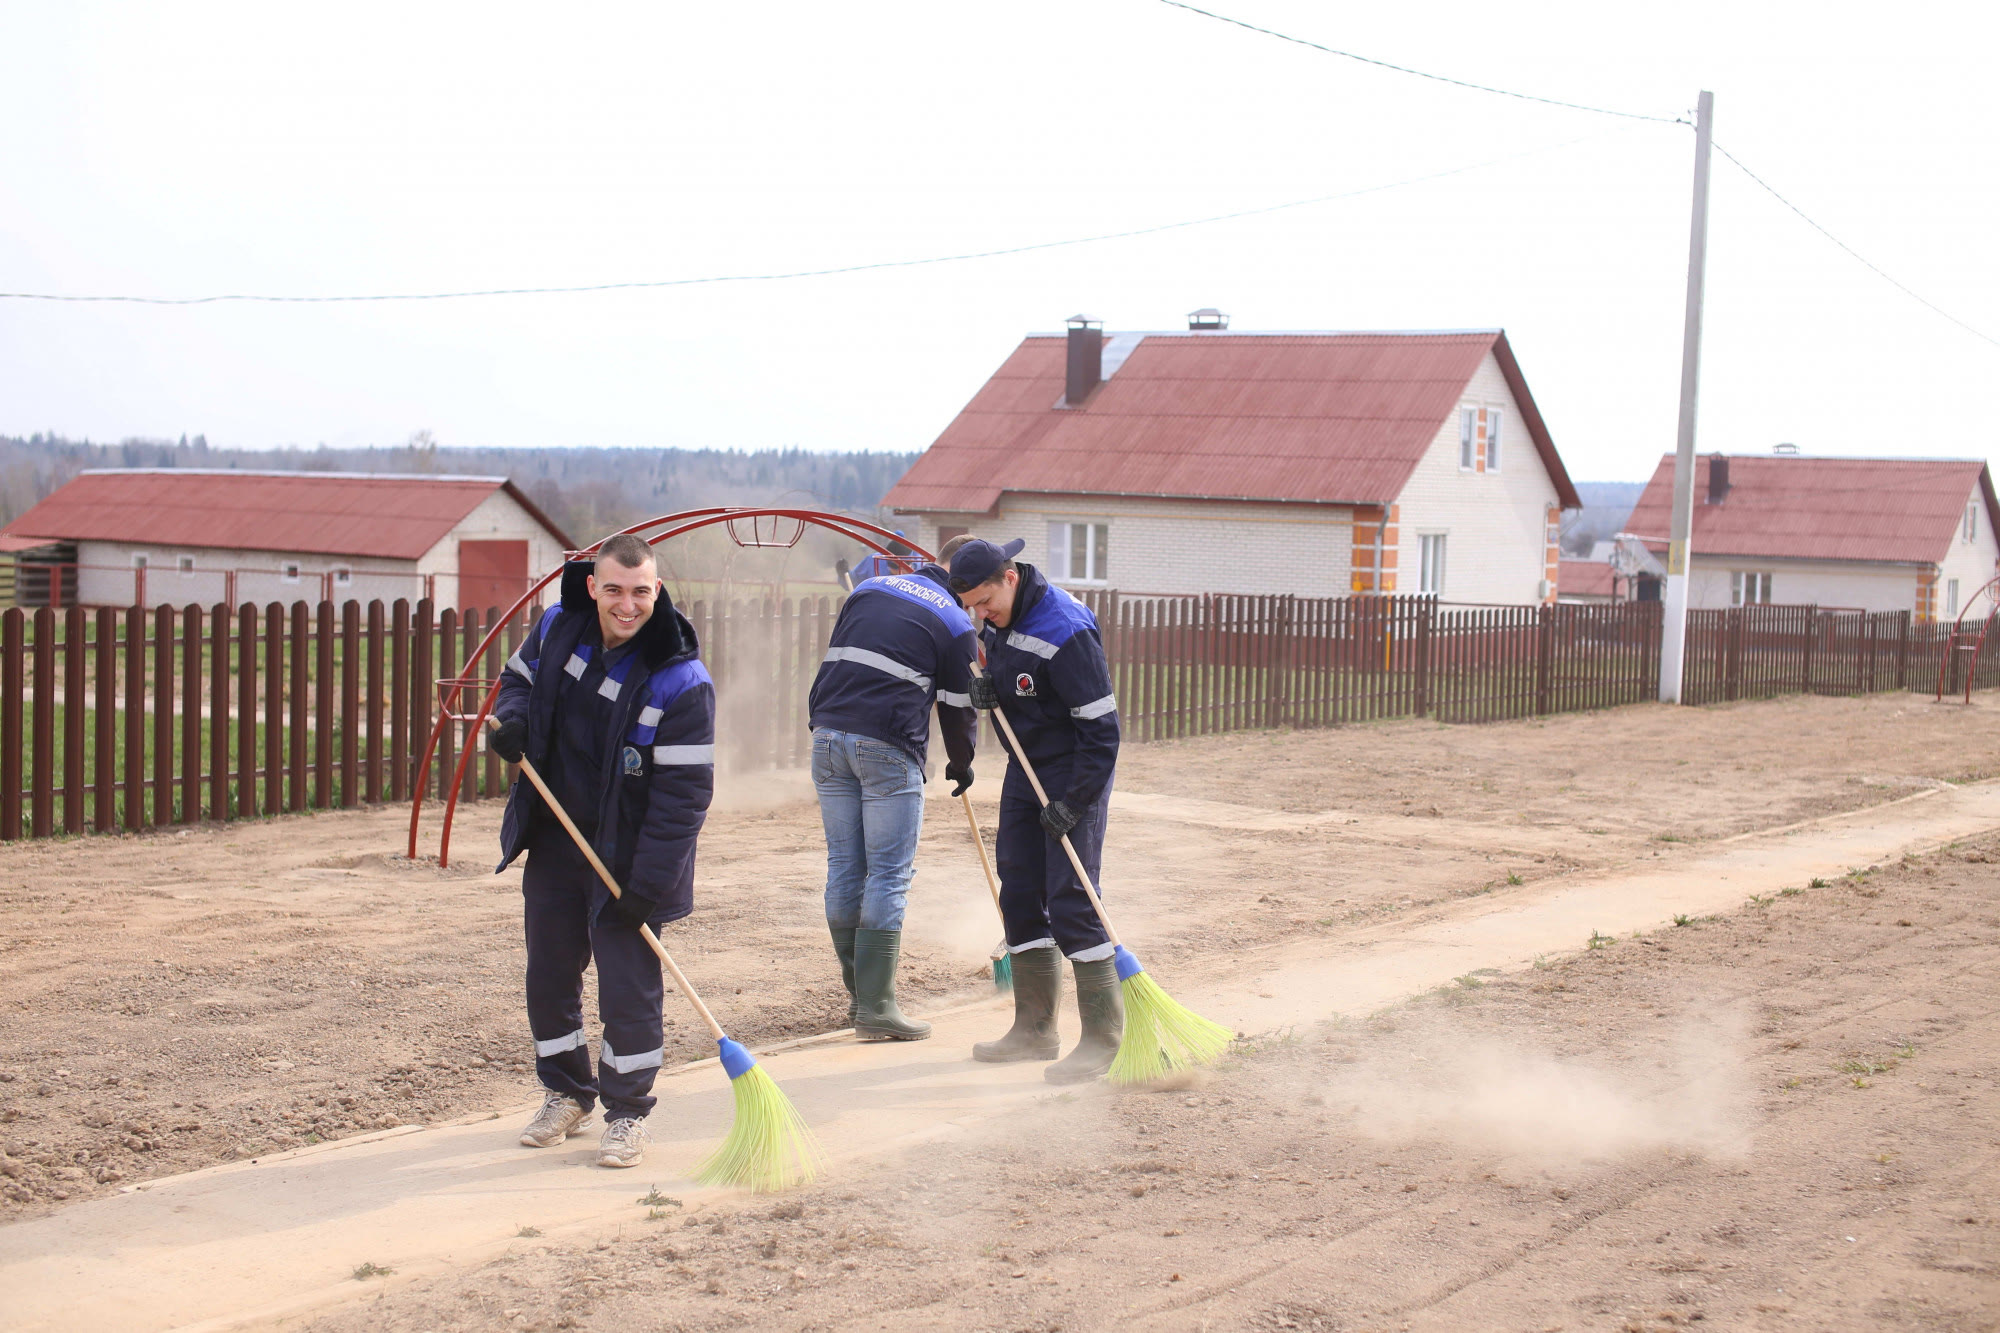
[{"left": 883, "top": 315, "right": 1580, "bottom": 602}]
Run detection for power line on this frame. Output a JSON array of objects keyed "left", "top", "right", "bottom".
[
  {"left": 1154, "top": 0, "right": 1685, "bottom": 126},
  {"left": 1713, "top": 141, "right": 2000, "bottom": 351},
  {"left": 0, "top": 135, "right": 1600, "bottom": 306}
]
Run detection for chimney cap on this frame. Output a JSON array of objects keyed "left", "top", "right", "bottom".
[
  {"left": 1188, "top": 307, "right": 1229, "bottom": 331},
  {"left": 1772, "top": 442, "right": 1800, "bottom": 455},
  {"left": 1065, "top": 314, "right": 1103, "bottom": 330}
]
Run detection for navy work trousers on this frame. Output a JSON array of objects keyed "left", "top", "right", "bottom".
[
  {"left": 995, "top": 756, "right": 1113, "bottom": 961},
  {"left": 522, "top": 823, "right": 668, "bottom": 1121}
]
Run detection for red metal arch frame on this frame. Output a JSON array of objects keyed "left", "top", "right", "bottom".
[
  {"left": 409, "top": 508, "right": 932, "bottom": 867},
  {"left": 1934, "top": 572, "right": 2000, "bottom": 704}
]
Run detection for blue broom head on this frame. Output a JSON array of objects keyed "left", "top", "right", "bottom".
[
  {"left": 718, "top": 1036, "right": 756, "bottom": 1080},
  {"left": 1113, "top": 944, "right": 1144, "bottom": 981}
]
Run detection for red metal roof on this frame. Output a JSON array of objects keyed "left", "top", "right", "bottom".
[
  {"left": 1557, "top": 559, "right": 1617, "bottom": 597},
  {"left": 1623, "top": 455, "right": 1997, "bottom": 566},
  {"left": 0, "top": 470, "right": 571, "bottom": 561},
  {"left": 883, "top": 329, "right": 1579, "bottom": 513}
]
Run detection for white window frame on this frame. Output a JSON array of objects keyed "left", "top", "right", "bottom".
[
  {"left": 1418, "top": 533, "right": 1447, "bottom": 596},
  {"left": 1948, "top": 578, "right": 1961, "bottom": 618},
  {"left": 1045, "top": 521, "right": 1109, "bottom": 584},
  {"left": 1486, "top": 408, "right": 1503, "bottom": 473},
  {"left": 1730, "top": 570, "right": 1773, "bottom": 606},
  {"left": 131, "top": 552, "right": 149, "bottom": 570},
  {"left": 1966, "top": 502, "right": 1979, "bottom": 543},
  {"left": 280, "top": 561, "right": 302, "bottom": 584},
  {"left": 332, "top": 566, "right": 353, "bottom": 588},
  {"left": 1458, "top": 409, "right": 1475, "bottom": 470},
  {"left": 176, "top": 555, "right": 196, "bottom": 577}
]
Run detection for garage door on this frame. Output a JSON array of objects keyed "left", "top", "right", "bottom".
[{"left": 458, "top": 540, "right": 529, "bottom": 615}]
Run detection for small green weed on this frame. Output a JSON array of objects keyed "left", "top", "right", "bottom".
[
  {"left": 1672, "top": 913, "right": 1693, "bottom": 927},
  {"left": 1505, "top": 871, "right": 1524, "bottom": 886},
  {"left": 1809, "top": 877, "right": 1829, "bottom": 889},
  {"left": 636, "top": 1187, "right": 682, "bottom": 1208},
  {"left": 516, "top": 1226, "right": 542, "bottom": 1238},
  {"left": 351, "top": 1262, "right": 393, "bottom": 1281},
  {"left": 1746, "top": 893, "right": 1774, "bottom": 909},
  {"left": 1780, "top": 886, "right": 1802, "bottom": 897},
  {"left": 1531, "top": 954, "right": 1552, "bottom": 970},
  {"left": 1587, "top": 929, "right": 1615, "bottom": 950},
  {"left": 1453, "top": 974, "right": 1484, "bottom": 990}
]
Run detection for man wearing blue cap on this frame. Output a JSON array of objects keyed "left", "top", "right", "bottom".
[
  {"left": 806, "top": 541, "right": 980, "bottom": 1040},
  {"left": 948, "top": 537, "right": 1123, "bottom": 1083}
]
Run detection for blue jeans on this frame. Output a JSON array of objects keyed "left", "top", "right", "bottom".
[{"left": 812, "top": 728, "right": 926, "bottom": 932}]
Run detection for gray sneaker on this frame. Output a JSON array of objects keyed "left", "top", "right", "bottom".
[
  {"left": 596, "top": 1116, "right": 648, "bottom": 1168},
  {"left": 519, "top": 1091, "right": 592, "bottom": 1148}
]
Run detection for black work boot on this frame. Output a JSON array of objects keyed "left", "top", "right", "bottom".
[
  {"left": 829, "top": 925, "right": 858, "bottom": 1029},
  {"left": 1045, "top": 956, "right": 1124, "bottom": 1084},
  {"left": 853, "top": 928, "right": 931, "bottom": 1040},
  {"left": 972, "top": 946, "right": 1061, "bottom": 1063}
]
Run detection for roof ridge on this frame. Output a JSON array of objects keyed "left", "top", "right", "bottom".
[{"left": 77, "top": 468, "right": 507, "bottom": 482}]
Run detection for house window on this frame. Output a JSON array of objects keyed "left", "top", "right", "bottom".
[
  {"left": 1418, "top": 534, "right": 1447, "bottom": 595},
  {"left": 1046, "top": 522, "right": 1109, "bottom": 583},
  {"left": 333, "top": 567, "right": 353, "bottom": 587},
  {"left": 1948, "top": 578, "right": 1961, "bottom": 618},
  {"left": 1966, "top": 503, "right": 1979, "bottom": 543},
  {"left": 131, "top": 553, "right": 149, "bottom": 570},
  {"left": 281, "top": 562, "right": 302, "bottom": 584},
  {"left": 1487, "top": 409, "right": 1503, "bottom": 472},
  {"left": 177, "top": 555, "right": 196, "bottom": 577},
  {"left": 1458, "top": 410, "right": 1475, "bottom": 470},
  {"left": 1730, "top": 571, "right": 1773, "bottom": 605}
]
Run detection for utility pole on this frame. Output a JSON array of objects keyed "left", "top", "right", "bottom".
[{"left": 1659, "top": 90, "right": 1714, "bottom": 704}]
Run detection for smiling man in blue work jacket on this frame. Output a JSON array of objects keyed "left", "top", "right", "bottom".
[
  {"left": 488, "top": 532, "right": 716, "bottom": 1169},
  {"left": 949, "top": 537, "right": 1123, "bottom": 1083},
  {"left": 807, "top": 544, "right": 980, "bottom": 1040}
]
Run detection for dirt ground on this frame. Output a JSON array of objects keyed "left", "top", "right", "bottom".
[{"left": 1, "top": 692, "right": 1997, "bottom": 1329}]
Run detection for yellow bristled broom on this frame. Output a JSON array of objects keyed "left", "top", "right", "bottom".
[
  {"left": 972, "top": 667, "right": 1234, "bottom": 1085},
  {"left": 493, "top": 719, "right": 822, "bottom": 1191},
  {"left": 959, "top": 791, "right": 1013, "bottom": 991}
]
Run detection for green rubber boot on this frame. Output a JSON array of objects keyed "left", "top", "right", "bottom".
[
  {"left": 829, "top": 925, "right": 858, "bottom": 1029},
  {"left": 853, "top": 928, "right": 931, "bottom": 1041},
  {"left": 972, "top": 946, "right": 1061, "bottom": 1063},
  {"left": 1045, "top": 956, "right": 1124, "bottom": 1084}
]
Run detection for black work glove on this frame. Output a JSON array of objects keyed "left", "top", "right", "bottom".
[
  {"left": 1040, "top": 799, "right": 1080, "bottom": 840},
  {"left": 489, "top": 717, "right": 527, "bottom": 764},
  {"left": 608, "top": 890, "right": 660, "bottom": 930},
  {"left": 967, "top": 674, "right": 1000, "bottom": 710},
  {"left": 945, "top": 763, "right": 973, "bottom": 797}
]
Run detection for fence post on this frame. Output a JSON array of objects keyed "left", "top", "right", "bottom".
[
  {"left": 153, "top": 605, "right": 175, "bottom": 826},
  {"left": 367, "top": 600, "right": 386, "bottom": 803},
  {"left": 1413, "top": 598, "right": 1434, "bottom": 717},
  {"left": 1801, "top": 606, "right": 1817, "bottom": 695},
  {"left": 314, "top": 601, "right": 334, "bottom": 808},
  {"left": 1896, "top": 610, "right": 1910, "bottom": 692},
  {"left": 93, "top": 607, "right": 116, "bottom": 832},
  {"left": 341, "top": 600, "right": 361, "bottom": 807},
  {"left": 2, "top": 608, "right": 21, "bottom": 840},
  {"left": 435, "top": 606, "right": 458, "bottom": 802},
  {"left": 391, "top": 599, "right": 411, "bottom": 801},
  {"left": 180, "top": 606, "right": 201, "bottom": 824},
  {"left": 264, "top": 602, "right": 285, "bottom": 817},
  {"left": 1535, "top": 603, "right": 1555, "bottom": 716},
  {"left": 210, "top": 603, "right": 231, "bottom": 820},
  {"left": 64, "top": 606, "right": 85, "bottom": 834},
  {"left": 238, "top": 603, "right": 258, "bottom": 818},
  {"left": 31, "top": 609, "right": 54, "bottom": 838},
  {"left": 123, "top": 606, "right": 145, "bottom": 832},
  {"left": 288, "top": 601, "right": 309, "bottom": 812}
]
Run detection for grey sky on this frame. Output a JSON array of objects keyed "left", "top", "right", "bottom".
[{"left": 2, "top": 1, "right": 1994, "bottom": 484}]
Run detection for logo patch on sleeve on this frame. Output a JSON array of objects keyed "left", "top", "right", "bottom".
[
  {"left": 622, "top": 745, "right": 644, "bottom": 776},
  {"left": 1014, "top": 672, "right": 1037, "bottom": 697}
]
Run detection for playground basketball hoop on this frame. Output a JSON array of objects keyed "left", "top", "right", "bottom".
[{"left": 724, "top": 513, "right": 807, "bottom": 549}]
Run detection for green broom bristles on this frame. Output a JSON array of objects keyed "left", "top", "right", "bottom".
[
  {"left": 693, "top": 1040, "right": 823, "bottom": 1193},
  {"left": 1106, "top": 948, "right": 1235, "bottom": 1087},
  {"left": 991, "top": 946, "right": 1013, "bottom": 991}
]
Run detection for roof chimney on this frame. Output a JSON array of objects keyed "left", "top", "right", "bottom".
[
  {"left": 1706, "top": 454, "right": 1731, "bottom": 505},
  {"left": 1772, "top": 442, "right": 1799, "bottom": 455},
  {"left": 1064, "top": 314, "right": 1103, "bottom": 407},
  {"left": 1188, "top": 307, "right": 1229, "bottom": 332}
]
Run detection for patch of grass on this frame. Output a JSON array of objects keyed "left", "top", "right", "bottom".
[
  {"left": 1453, "top": 974, "right": 1485, "bottom": 990},
  {"left": 1780, "top": 886, "right": 1802, "bottom": 897},
  {"left": 351, "top": 1262, "right": 393, "bottom": 1281},
  {"left": 1587, "top": 929, "right": 1615, "bottom": 950},
  {"left": 1653, "top": 832, "right": 1683, "bottom": 843},
  {"left": 636, "top": 1187, "right": 682, "bottom": 1208},
  {"left": 1782, "top": 1077, "right": 1801, "bottom": 1089},
  {"left": 646, "top": 1208, "right": 673, "bottom": 1221},
  {"left": 1809, "top": 877, "right": 1829, "bottom": 889},
  {"left": 1672, "top": 913, "right": 1693, "bottom": 927},
  {"left": 1505, "top": 871, "right": 1524, "bottom": 886},
  {"left": 1851, "top": 1076, "right": 1872, "bottom": 1089},
  {"left": 1896, "top": 1043, "right": 1918, "bottom": 1060},
  {"left": 1531, "top": 954, "right": 1553, "bottom": 970},
  {"left": 1837, "top": 1057, "right": 1896, "bottom": 1077},
  {"left": 515, "top": 1226, "right": 542, "bottom": 1238},
  {"left": 1746, "top": 893, "right": 1774, "bottom": 909}
]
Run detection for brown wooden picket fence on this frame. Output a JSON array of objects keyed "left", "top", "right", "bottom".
[{"left": 0, "top": 592, "right": 1985, "bottom": 842}]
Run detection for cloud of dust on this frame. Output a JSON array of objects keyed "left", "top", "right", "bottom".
[{"left": 1333, "top": 1007, "right": 1750, "bottom": 1166}]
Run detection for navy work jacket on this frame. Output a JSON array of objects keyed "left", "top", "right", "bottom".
[
  {"left": 493, "top": 562, "right": 716, "bottom": 925},
  {"left": 808, "top": 563, "right": 977, "bottom": 770},
  {"left": 981, "top": 563, "right": 1119, "bottom": 808}
]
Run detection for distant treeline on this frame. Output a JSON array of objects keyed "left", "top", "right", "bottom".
[{"left": 0, "top": 433, "right": 919, "bottom": 544}]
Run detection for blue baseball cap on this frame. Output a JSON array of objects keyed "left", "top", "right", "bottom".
[{"left": 947, "top": 537, "right": 1025, "bottom": 593}]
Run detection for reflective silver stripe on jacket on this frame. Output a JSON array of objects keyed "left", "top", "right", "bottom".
[
  {"left": 937, "top": 689, "right": 972, "bottom": 708},
  {"left": 534, "top": 1028, "right": 586, "bottom": 1057},
  {"left": 652, "top": 744, "right": 716, "bottom": 765},
  {"left": 600, "top": 1039, "right": 664, "bottom": 1074},
  {"left": 564, "top": 653, "right": 588, "bottom": 679},
  {"left": 596, "top": 676, "right": 621, "bottom": 701},
  {"left": 1069, "top": 693, "right": 1117, "bottom": 720},
  {"left": 638, "top": 704, "right": 664, "bottom": 727},
  {"left": 1006, "top": 630, "right": 1060, "bottom": 659},
  {"left": 504, "top": 650, "right": 536, "bottom": 684},
  {"left": 822, "top": 645, "right": 932, "bottom": 692}
]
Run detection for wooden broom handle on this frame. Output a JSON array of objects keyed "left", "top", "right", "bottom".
[
  {"left": 970, "top": 661, "right": 1123, "bottom": 948},
  {"left": 489, "top": 717, "right": 726, "bottom": 1042},
  {"left": 959, "top": 791, "right": 1005, "bottom": 916}
]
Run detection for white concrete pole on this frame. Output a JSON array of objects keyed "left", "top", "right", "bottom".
[{"left": 1659, "top": 90, "right": 1714, "bottom": 704}]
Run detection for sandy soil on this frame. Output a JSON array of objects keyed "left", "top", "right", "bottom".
[{"left": 0, "top": 693, "right": 1996, "bottom": 1329}]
